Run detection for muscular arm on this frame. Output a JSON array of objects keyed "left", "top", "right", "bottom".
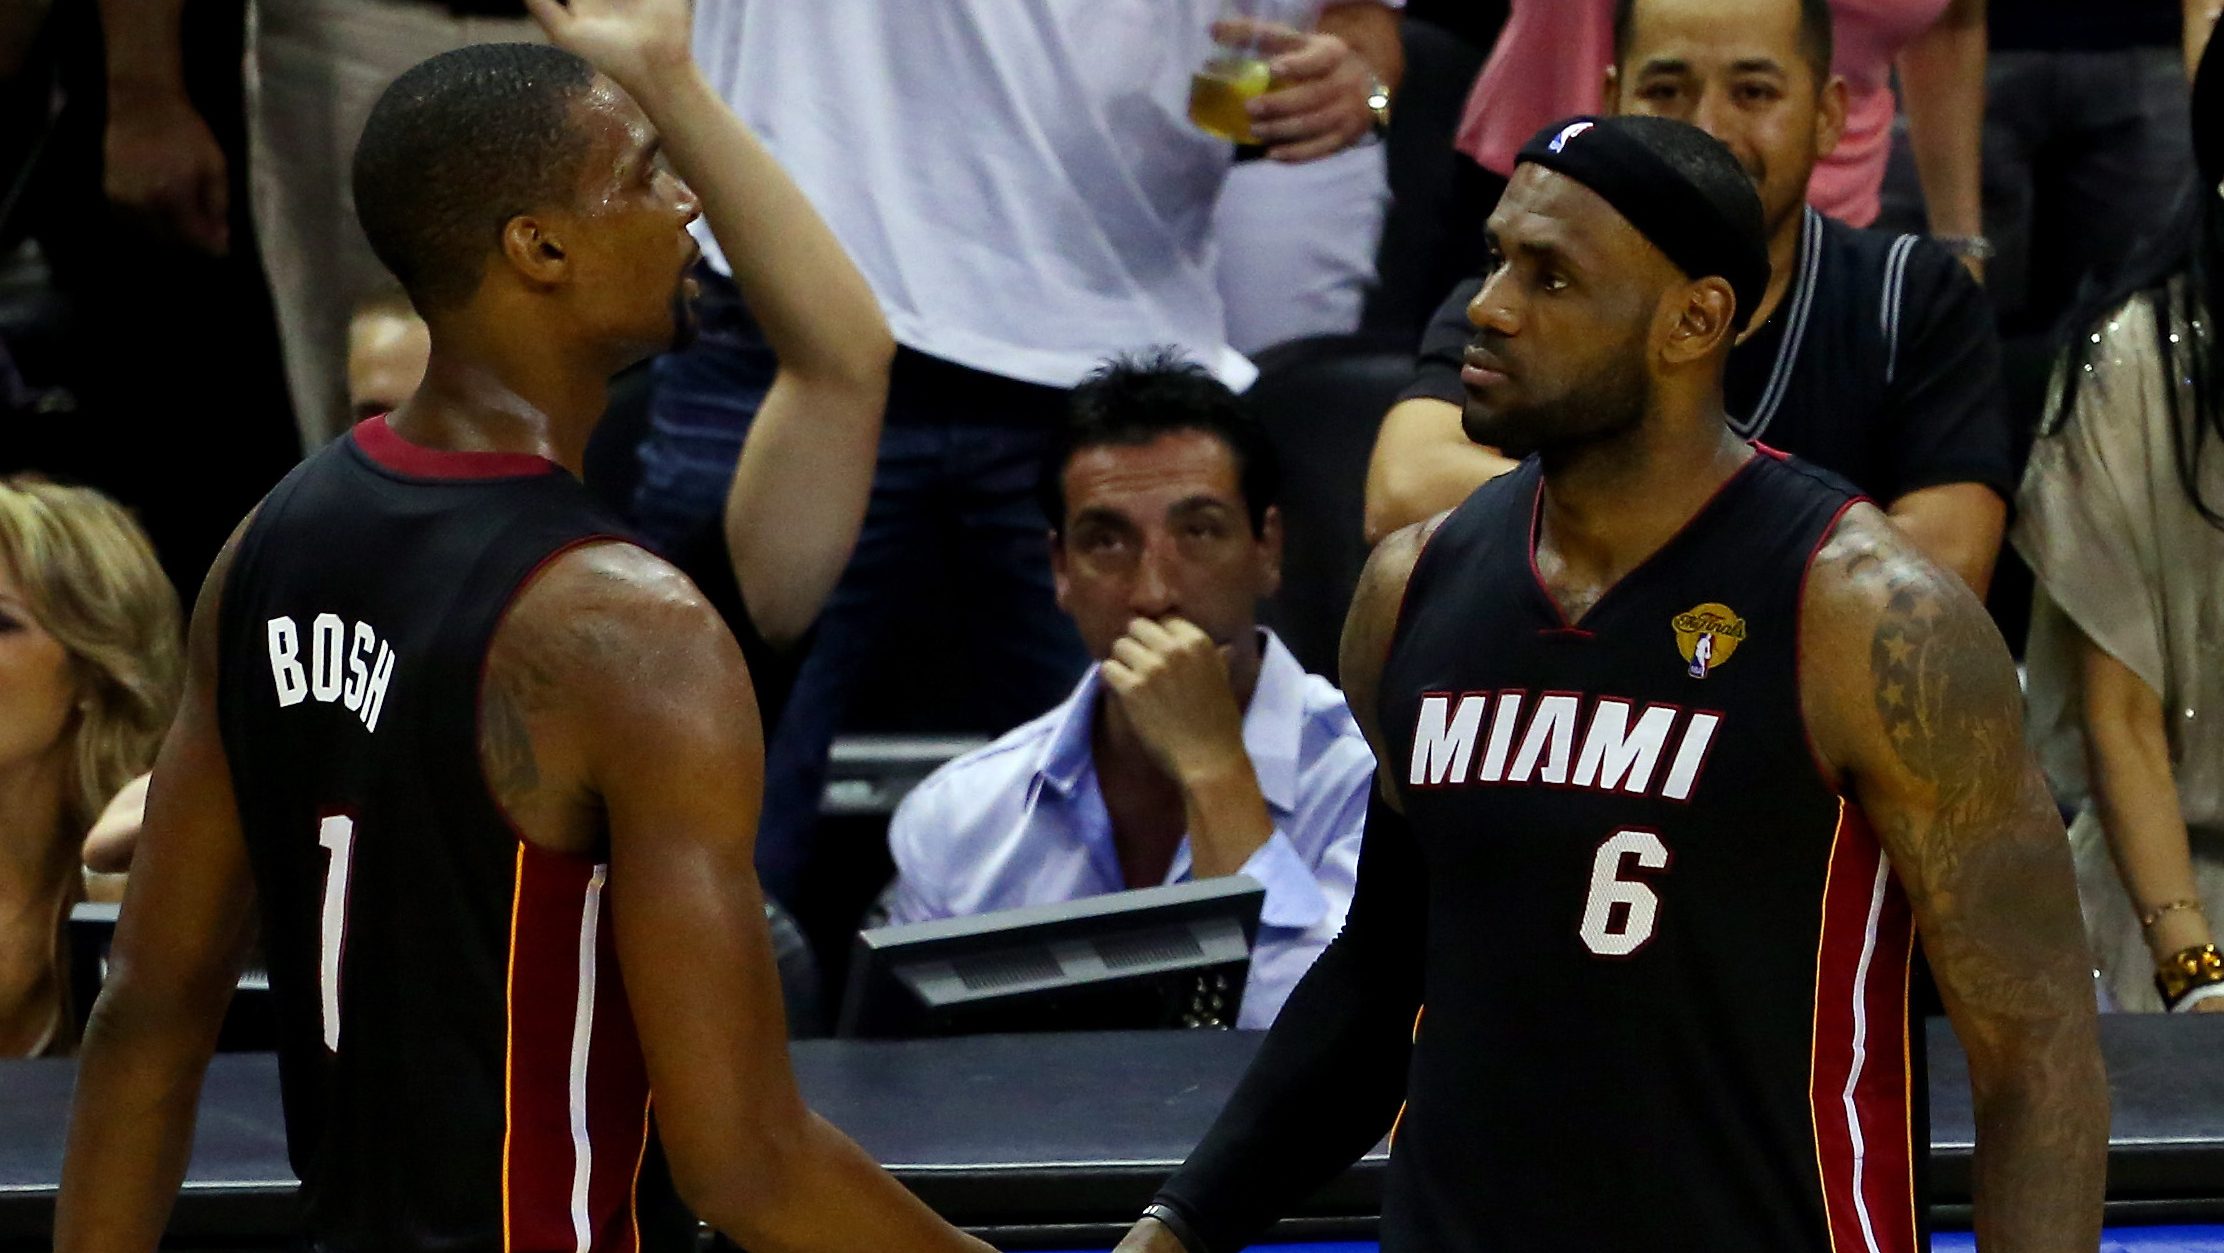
[
  {"left": 531, "top": 0, "right": 895, "bottom": 648},
  {"left": 1896, "top": 0, "right": 1985, "bottom": 273},
  {"left": 57, "top": 520, "right": 258, "bottom": 1251},
  {"left": 485, "top": 546, "right": 986, "bottom": 1253},
  {"left": 1804, "top": 507, "right": 2107, "bottom": 1251},
  {"left": 1884, "top": 481, "right": 2004, "bottom": 597},
  {"left": 1365, "top": 397, "right": 1519, "bottom": 544},
  {"left": 1123, "top": 522, "right": 1439, "bottom": 1253}
]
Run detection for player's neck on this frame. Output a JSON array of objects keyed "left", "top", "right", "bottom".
[
  {"left": 389, "top": 344, "right": 609, "bottom": 475},
  {"left": 1536, "top": 419, "right": 1753, "bottom": 587}
]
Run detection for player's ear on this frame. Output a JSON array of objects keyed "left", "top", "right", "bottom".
[
  {"left": 1660, "top": 278, "right": 1737, "bottom": 366},
  {"left": 499, "top": 214, "right": 569, "bottom": 287},
  {"left": 1814, "top": 73, "right": 1848, "bottom": 159}
]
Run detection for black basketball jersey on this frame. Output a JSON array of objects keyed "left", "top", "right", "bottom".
[
  {"left": 1374, "top": 449, "right": 1920, "bottom": 1253},
  {"left": 215, "top": 418, "right": 696, "bottom": 1252}
]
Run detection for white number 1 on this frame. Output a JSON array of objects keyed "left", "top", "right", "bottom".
[
  {"left": 317, "top": 814, "right": 356, "bottom": 1051},
  {"left": 1579, "top": 829, "right": 1670, "bottom": 957}
]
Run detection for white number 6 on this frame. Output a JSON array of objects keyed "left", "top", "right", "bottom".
[
  {"left": 317, "top": 814, "right": 357, "bottom": 1051},
  {"left": 1580, "top": 829, "right": 1669, "bottom": 957}
]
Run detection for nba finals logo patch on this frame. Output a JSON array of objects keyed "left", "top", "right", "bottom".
[{"left": 1673, "top": 603, "right": 1746, "bottom": 679}]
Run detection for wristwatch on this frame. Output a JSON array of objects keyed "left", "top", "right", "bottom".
[
  {"left": 1365, "top": 77, "right": 1392, "bottom": 139},
  {"left": 1932, "top": 234, "right": 1994, "bottom": 261}
]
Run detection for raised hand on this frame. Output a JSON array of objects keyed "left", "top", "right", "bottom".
[{"left": 522, "top": 0, "right": 693, "bottom": 100}]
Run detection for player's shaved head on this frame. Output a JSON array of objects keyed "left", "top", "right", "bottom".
[{"left": 352, "top": 43, "right": 600, "bottom": 313}]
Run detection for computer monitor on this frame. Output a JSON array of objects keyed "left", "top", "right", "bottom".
[{"left": 836, "top": 877, "right": 1266, "bottom": 1038}]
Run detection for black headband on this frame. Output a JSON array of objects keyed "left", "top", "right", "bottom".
[{"left": 1514, "top": 117, "right": 1770, "bottom": 332}]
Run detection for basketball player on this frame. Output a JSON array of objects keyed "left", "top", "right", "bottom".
[
  {"left": 54, "top": 0, "right": 991, "bottom": 1249},
  {"left": 1116, "top": 116, "right": 2106, "bottom": 1253}
]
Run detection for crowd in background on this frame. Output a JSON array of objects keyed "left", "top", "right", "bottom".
[{"left": 3, "top": 0, "right": 2224, "bottom": 1058}]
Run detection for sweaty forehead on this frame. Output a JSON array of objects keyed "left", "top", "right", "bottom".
[{"left": 569, "top": 79, "right": 655, "bottom": 179}]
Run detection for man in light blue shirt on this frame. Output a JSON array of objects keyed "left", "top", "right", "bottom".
[{"left": 885, "top": 351, "right": 1375, "bottom": 1028}]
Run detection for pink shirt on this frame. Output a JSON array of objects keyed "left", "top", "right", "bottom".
[
  {"left": 1452, "top": 0, "right": 1617, "bottom": 182},
  {"left": 1453, "top": 0, "right": 1951, "bottom": 227},
  {"left": 1814, "top": 0, "right": 1950, "bottom": 226}
]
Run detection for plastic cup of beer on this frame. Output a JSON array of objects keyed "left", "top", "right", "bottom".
[{"left": 1189, "top": 0, "right": 1320, "bottom": 145}]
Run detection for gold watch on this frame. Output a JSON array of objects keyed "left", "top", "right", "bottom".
[{"left": 2156, "top": 943, "right": 2224, "bottom": 1008}]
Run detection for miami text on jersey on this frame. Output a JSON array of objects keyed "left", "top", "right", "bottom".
[
  {"left": 1406, "top": 691, "right": 1721, "bottom": 801},
  {"left": 265, "top": 614, "right": 397, "bottom": 733}
]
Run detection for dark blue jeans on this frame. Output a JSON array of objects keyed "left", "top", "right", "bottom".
[{"left": 633, "top": 268, "right": 1089, "bottom": 903}]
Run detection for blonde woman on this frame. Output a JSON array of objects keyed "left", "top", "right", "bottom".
[{"left": 0, "top": 477, "right": 181, "bottom": 1055}]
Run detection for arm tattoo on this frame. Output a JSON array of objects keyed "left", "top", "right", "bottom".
[
  {"left": 1826, "top": 518, "right": 2107, "bottom": 1252},
  {"left": 480, "top": 650, "right": 552, "bottom": 814},
  {"left": 1866, "top": 559, "right": 2069, "bottom": 1014}
]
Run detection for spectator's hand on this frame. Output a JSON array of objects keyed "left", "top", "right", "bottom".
[
  {"left": 1226, "top": 20, "right": 1376, "bottom": 162},
  {"left": 524, "top": 0, "right": 693, "bottom": 101},
  {"left": 103, "top": 89, "right": 229, "bottom": 256},
  {"left": 1102, "top": 616, "right": 1250, "bottom": 787},
  {"left": 82, "top": 772, "right": 151, "bottom": 875},
  {"left": 2197, "top": 996, "right": 2224, "bottom": 1014}
]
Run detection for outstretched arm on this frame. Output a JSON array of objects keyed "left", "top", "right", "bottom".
[
  {"left": 529, "top": 0, "right": 895, "bottom": 647},
  {"left": 1803, "top": 506, "right": 2107, "bottom": 1252},
  {"left": 488, "top": 546, "right": 988, "bottom": 1253},
  {"left": 57, "top": 521, "right": 257, "bottom": 1251}
]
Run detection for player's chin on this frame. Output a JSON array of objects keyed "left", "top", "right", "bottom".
[{"left": 1461, "top": 397, "right": 1530, "bottom": 454}]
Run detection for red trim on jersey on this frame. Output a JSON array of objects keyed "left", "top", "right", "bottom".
[
  {"left": 352, "top": 415, "right": 560, "bottom": 480},
  {"left": 1808, "top": 802, "right": 1919, "bottom": 1253},
  {"left": 1793, "top": 496, "right": 1864, "bottom": 790},
  {"left": 1524, "top": 450, "right": 1764, "bottom": 630},
  {"left": 585, "top": 894, "right": 652, "bottom": 1251},
  {"left": 502, "top": 846, "right": 654, "bottom": 1251}
]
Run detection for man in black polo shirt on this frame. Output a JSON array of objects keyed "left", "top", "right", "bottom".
[{"left": 1365, "top": 0, "right": 2011, "bottom": 594}]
